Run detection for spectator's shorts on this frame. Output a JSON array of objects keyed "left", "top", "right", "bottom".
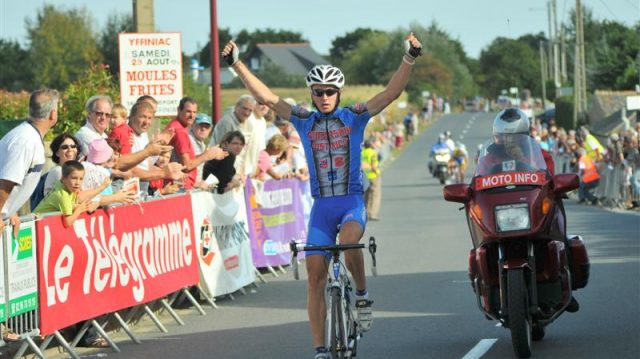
[{"left": 306, "top": 195, "right": 367, "bottom": 257}]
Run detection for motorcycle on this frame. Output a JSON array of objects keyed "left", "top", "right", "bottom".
[
  {"left": 443, "top": 134, "right": 589, "bottom": 358},
  {"left": 432, "top": 148, "right": 452, "bottom": 184}
]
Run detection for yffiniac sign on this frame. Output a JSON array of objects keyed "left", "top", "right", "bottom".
[{"left": 119, "top": 33, "right": 183, "bottom": 116}]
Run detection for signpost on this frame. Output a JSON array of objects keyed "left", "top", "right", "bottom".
[{"left": 118, "top": 32, "right": 183, "bottom": 116}]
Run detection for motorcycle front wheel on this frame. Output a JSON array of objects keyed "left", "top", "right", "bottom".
[{"left": 507, "top": 268, "right": 532, "bottom": 358}]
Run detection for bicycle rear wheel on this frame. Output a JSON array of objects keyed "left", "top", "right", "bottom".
[{"left": 330, "top": 287, "right": 346, "bottom": 359}]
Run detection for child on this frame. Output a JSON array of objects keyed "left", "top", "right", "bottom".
[
  {"left": 108, "top": 104, "right": 134, "bottom": 154},
  {"left": 84, "top": 139, "right": 136, "bottom": 206},
  {"left": 149, "top": 150, "right": 181, "bottom": 196},
  {"left": 34, "top": 160, "right": 100, "bottom": 227},
  {"left": 253, "top": 134, "right": 290, "bottom": 181}
]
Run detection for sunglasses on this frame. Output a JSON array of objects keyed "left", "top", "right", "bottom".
[
  {"left": 312, "top": 88, "right": 339, "bottom": 97},
  {"left": 59, "top": 144, "right": 77, "bottom": 150},
  {"left": 93, "top": 111, "right": 112, "bottom": 118}
]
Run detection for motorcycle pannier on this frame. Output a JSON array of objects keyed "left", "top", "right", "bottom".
[{"left": 568, "top": 235, "right": 590, "bottom": 289}]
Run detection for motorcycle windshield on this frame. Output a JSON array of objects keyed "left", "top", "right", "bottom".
[{"left": 474, "top": 134, "right": 548, "bottom": 189}]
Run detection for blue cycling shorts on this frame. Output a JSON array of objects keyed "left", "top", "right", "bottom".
[{"left": 306, "top": 195, "right": 367, "bottom": 257}]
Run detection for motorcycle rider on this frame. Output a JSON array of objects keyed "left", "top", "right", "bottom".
[
  {"left": 429, "top": 133, "right": 452, "bottom": 175},
  {"left": 479, "top": 108, "right": 580, "bottom": 312}
]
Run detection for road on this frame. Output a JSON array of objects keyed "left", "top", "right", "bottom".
[{"left": 50, "top": 112, "right": 640, "bottom": 359}]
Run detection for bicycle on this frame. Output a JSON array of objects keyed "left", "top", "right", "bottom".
[{"left": 290, "top": 237, "right": 378, "bottom": 359}]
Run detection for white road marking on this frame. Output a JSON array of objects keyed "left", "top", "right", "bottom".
[{"left": 461, "top": 338, "right": 498, "bottom": 359}]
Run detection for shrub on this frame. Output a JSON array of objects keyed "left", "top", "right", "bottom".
[{"left": 0, "top": 90, "right": 29, "bottom": 120}]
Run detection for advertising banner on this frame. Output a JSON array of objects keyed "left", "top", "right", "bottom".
[
  {"left": 118, "top": 32, "right": 183, "bottom": 116},
  {"left": 191, "top": 190, "right": 255, "bottom": 297},
  {"left": 36, "top": 195, "right": 198, "bottom": 335},
  {"left": 244, "top": 179, "right": 308, "bottom": 268},
  {"left": 5, "top": 220, "right": 38, "bottom": 318}
]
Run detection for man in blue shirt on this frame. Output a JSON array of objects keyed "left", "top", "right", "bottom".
[{"left": 221, "top": 33, "right": 422, "bottom": 359}]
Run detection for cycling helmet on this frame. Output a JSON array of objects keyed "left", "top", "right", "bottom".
[
  {"left": 306, "top": 65, "right": 345, "bottom": 89},
  {"left": 493, "top": 108, "right": 530, "bottom": 136}
]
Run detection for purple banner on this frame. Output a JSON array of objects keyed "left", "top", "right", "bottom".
[{"left": 244, "top": 178, "right": 308, "bottom": 267}]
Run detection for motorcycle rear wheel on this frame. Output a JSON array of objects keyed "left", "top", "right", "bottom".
[{"left": 507, "top": 269, "right": 533, "bottom": 358}]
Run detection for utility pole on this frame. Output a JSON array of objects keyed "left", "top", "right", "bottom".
[
  {"left": 133, "top": 0, "right": 154, "bottom": 32},
  {"left": 209, "top": 0, "right": 221, "bottom": 122},
  {"left": 547, "top": 1, "right": 554, "bottom": 80},
  {"left": 540, "top": 41, "right": 548, "bottom": 110},
  {"left": 560, "top": 24, "right": 567, "bottom": 82},
  {"left": 573, "top": 0, "right": 588, "bottom": 128},
  {"left": 552, "top": 0, "right": 560, "bottom": 95}
]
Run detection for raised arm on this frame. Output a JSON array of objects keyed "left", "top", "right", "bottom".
[
  {"left": 366, "top": 33, "right": 423, "bottom": 117},
  {"left": 222, "top": 41, "right": 292, "bottom": 120}
]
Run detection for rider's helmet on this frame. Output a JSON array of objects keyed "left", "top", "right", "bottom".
[
  {"left": 305, "top": 65, "right": 345, "bottom": 89},
  {"left": 493, "top": 108, "right": 530, "bottom": 136},
  {"left": 437, "top": 133, "right": 446, "bottom": 143},
  {"left": 444, "top": 130, "right": 452, "bottom": 138}
]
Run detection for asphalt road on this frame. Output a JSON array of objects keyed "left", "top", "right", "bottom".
[{"left": 43, "top": 112, "right": 640, "bottom": 359}]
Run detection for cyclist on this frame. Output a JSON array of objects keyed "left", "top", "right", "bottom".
[
  {"left": 452, "top": 141, "right": 468, "bottom": 183},
  {"left": 221, "top": 33, "right": 422, "bottom": 358}
]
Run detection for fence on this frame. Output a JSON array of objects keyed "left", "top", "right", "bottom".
[
  {"left": 552, "top": 153, "right": 639, "bottom": 208},
  {"left": 1, "top": 177, "right": 310, "bottom": 358}
]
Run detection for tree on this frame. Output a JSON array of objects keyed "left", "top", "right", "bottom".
[
  {"left": 27, "top": 5, "right": 102, "bottom": 90},
  {"left": 99, "top": 12, "right": 133, "bottom": 78},
  {"left": 0, "top": 39, "right": 32, "bottom": 91},
  {"left": 197, "top": 27, "right": 233, "bottom": 69},
  {"left": 329, "top": 28, "right": 384, "bottom": 66},
  {"left": 478, "top": 37, "right": 540, "bottom": 98}
]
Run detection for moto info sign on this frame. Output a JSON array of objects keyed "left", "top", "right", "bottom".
[{"left": 119, "top": 32, "right": 183, "bottom": 116}]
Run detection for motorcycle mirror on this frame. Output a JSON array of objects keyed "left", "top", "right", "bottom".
[
  {"left": 553, "top": 173, "right": 579, "bottom": 194},
  {"left": 443, "top": 183, "right": 471, "bottom": 203}
]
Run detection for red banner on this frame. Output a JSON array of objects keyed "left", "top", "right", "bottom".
[
  {"left": 36, "top": 195, "right": 198, "bottom": 335},
  {"left": 475, "top": 171, "right": 546, "bottom": 190}
]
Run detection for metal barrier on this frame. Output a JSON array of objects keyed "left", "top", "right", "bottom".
[{"left": 552, "top": 153, "right": 637, "bottom": 209}]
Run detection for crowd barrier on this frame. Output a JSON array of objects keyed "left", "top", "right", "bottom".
[
  {"left": 552, "top": 153, "right": 639, "bottom": 207},
  {"left": 0, "top": 177, "right": 312, "bottom": 358}
]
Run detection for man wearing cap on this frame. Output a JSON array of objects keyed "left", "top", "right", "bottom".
[
  {"left": 166, "top": 97, "right": 228, "bottom": 189},
  {"left": 189, "top": 113, "right": 214, "bottom": 186}
]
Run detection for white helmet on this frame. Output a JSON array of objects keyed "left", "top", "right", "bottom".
[
  {"left": 306, "top": 65, "right": 345, "bottom": 89},
  {"left": 493, "top": 108, "right": 530, "bottom": 136}
]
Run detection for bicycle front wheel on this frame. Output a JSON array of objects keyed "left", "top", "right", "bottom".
[{"left": 330, "top": 287, "right": 346, "bottom": 359}]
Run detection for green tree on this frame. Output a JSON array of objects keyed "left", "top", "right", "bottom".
[
  {"left": 197, "top": 27, "right": 233, "bottom": 69},
  {"left": 478, "top": 37, "right": 540, "bottom": 98},
  {"left": 99, "top": 12, "right": 133, "bottom": 78},
  {"left": 27, "top": 5, "right": 102, "bottom": 90},
  {"left": 0, "top": 39, "right": 32, "bottom": 91},
  {"left": 329, "top": 28, "right": 384, "bottom": 66}
]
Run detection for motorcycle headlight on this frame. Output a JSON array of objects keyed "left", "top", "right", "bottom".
[{"left": 495, "top": 203, "right": 530, "bottom": 232}]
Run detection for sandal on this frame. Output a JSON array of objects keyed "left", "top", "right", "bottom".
[{"left": 88, "top": 337, "right": 110, "bottom": 348}]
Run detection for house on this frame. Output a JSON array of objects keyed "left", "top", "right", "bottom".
[
  {"left": 195, "top": 42, "right": 328, "bottom": 86},
  {"left": 247, "top": 42, "right": 328, "bottom": 76}
]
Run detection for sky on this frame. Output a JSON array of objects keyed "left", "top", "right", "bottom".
[{"left": 1, "top": 0, "right": 638, "bottom": 59}]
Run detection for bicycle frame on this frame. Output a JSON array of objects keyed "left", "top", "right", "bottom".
[{"left": 290, "top": 238, "right": 377, "bottom": 359}]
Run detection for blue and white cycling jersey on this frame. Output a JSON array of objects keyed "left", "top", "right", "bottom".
[{"left": 289, "top": 104, "right": 371, "bottom": 198}]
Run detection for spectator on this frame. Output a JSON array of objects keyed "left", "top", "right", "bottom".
[
  {"left": 128, "top": 100, "right": 184, "bottom": 194},
  {"left": 149, "top": 151, "right": 181, "bottom": 197},
  {"left": 361, "top": 139, "right": 381, "bottom": 220},
  {"left": 166, "top": 97, "right": 228, "bottom": 189},
  {"left": 580, "top": 127, "right": 605, "bottom": 162},
  {"left": 0, "top": 88, "right": 59, "bottom": 343},
  {"left": 252, "top": 134, "right": 290, "bottom": 181},
  {"left": 203, "top": 131, "right": 246, "bottom": 194},
  {"left": 264, "top": 107, "right": 280, "bottom": 142},
  {"left": 211, "top": 95, "right": 256, "bottom": 179},
  {"left": 403, "top": 111, "right": 415, "bottom": 142},
  {"left": 1, "top": 88, "right": 59, "bottom": 234},
  {"left": 42, "top": 133, "right": 82, "bottom": 196},
  {"left": 189, "top": 113, "right": 214, "bottom": 187},
  {"left": 33, "top": 160, "right": 100, "bottom": 227},
  {"left": 577, "top": 147, "right": 601, "bottom": 205},
  {"left": 75, "top": 95, "right": 113, "bottom": 156},
  {"left": 108, "top": 103, "right": 134, "bottom": 155}
]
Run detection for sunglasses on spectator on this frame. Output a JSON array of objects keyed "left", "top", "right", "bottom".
[
  {"left": 93, "top": 111, "right": 112, "bottom": 118},
  {"left": 312, "top": 88, "right": 339, "bottom": 97},
  {"left": 60, "top": 144, "right": 77, "bottom": 150}
]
